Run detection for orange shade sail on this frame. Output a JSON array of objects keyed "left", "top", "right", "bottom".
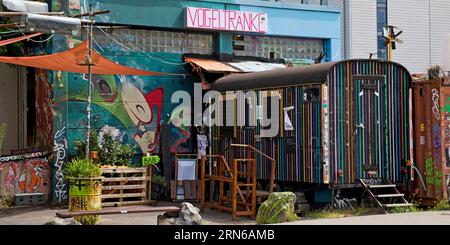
[
  {"left": 0, "top": 40, "right": 163, "bottom": 76},
  {"left": 0, "top": 33, "right": 43, "bottom": 46}
]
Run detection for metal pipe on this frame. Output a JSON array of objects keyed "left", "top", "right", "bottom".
[
  {"left": 411, "top": 164, "right": 427, "bottom": 192},
  {"left": 0, "top": 11, "right": 65, "bottom": 16}
]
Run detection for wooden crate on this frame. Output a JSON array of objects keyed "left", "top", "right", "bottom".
[{"left": 101, "top": 167, "right": 149, "bottom": 207}]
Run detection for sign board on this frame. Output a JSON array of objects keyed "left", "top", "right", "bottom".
[
  {"left": 142, "top": 155, "right": 160, "bottom": 166},
  {"left": 186, "top": 7, "right": 268, "bottom": 33}
]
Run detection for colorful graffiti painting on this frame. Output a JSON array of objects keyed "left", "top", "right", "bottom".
[
  {"left": 53, "top": 126, "right": 68, "bottom": 202},
  {"left": 0, "top": 158, "right": 50, "bottom": 201},
  {"left": 35, "top": 69, "right": 54, "bottom": 149}
]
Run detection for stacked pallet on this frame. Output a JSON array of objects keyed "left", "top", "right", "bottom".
[{"left": 101, "top": 167, "right": 149, "bottom": 207}]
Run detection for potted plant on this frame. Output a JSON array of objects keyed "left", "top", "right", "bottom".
[
  {"left": 89, "top": 129, "right": 100, "bottom": 162},
  {"left": 64, "top": 158, "right": 103, "bottom": 225},
  {"left": 116, "top": 143, "right": 137, "bottom": 166}
]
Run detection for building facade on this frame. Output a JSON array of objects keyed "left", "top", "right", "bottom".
[
  {"left": 41, "top": 0, "right": 341, "bottom": 203},
  {"left": 329, "top": 0, "right": 450, "bottom": 74}
]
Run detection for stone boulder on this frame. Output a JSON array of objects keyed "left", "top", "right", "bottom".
[
  {"left": 44, "top": 217, "right": 82, "bottom": 225},
  {"left": 256, "top": 192, "right": 298, "bottom": 224},
  {"left": 157, "top": 202, "right": 204, "bottom": 225}
]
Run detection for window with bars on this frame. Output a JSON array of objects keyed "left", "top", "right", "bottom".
[
  {"left": 233, "top": 35, "right": 324, "bottom": 63},
  {"left": 94, "top": 28, "right": 213, "bottom": 55}
]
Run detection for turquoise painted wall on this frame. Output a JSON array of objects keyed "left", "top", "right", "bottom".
[
  {"left": 49, "top": 0, "right": 340, "bottom": 203},
  {"left": 89, "top": 0, "right": 340, "bottom": 59}
]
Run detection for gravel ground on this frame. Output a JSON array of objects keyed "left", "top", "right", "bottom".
[{"left": 1, "top": 203, "right": 449, "bottom": 225}]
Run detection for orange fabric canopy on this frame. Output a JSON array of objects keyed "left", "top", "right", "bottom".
[
  {"left": 0, "top": 33, "right": 43, "bottom": 46},
  {"left": 0, "top": 40, "right": 163, "bottom": 75}
]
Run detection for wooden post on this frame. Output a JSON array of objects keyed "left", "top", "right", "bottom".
[
  {"left": 146, "top": 165, "right": 152, "bottom": 204},
  {"left": 119, "top": 173, "right": 124, "bottom": 205},
  {"left": 232, "top": 159, "right": 238, "bottom": 221},
  {"left": 218, "top": 156, "right": 223, "bottom": 211},
  {"left": 251, "top": 159, "right": 257, "bottom": 219},
  {"left": 200, "top": 157, "right": 205, "bottom": 212}
]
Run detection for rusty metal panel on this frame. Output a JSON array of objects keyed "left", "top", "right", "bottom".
[{"left": 413, "top": 78, "right": 450, "bottom": 200}]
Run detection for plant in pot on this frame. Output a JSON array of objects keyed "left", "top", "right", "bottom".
[
  {"left": 116, "top": 143, "right": 137, "bottom": 166},
  {"left": 64, "top": 158, "right": 103, "bottom": 225},
  {"left": 89, "top": 129, "right": 100, "bottom": 162}
]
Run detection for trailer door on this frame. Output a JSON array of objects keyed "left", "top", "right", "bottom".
[{"left": 353, "top": 75, "right": 386, "bottom": 178}]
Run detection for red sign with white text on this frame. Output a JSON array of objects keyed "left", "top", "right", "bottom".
[{"left": 185, "top": 7, "right": 268, "bottom": 33}]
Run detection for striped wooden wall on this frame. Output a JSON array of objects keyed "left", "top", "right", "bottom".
[
  {"left": 212, "top": 60, "right": 411, "bottom": 185},
  {"left": 329, "top": 60, "right": 411, "bottom": 184}
]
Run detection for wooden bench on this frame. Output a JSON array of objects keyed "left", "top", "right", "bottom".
[{"left": 56, "top": 205, "right": 180, "bottom": 218}]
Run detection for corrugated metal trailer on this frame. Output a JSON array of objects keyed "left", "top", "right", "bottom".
[
  {"left": 211, "top": 59, "right": 412, "bottom": 186},
  {"left": 412, "top": 78, "right": 450, "bottom": 202}
]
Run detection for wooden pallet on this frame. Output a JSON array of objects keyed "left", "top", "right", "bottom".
[{"left": 101, "top": 167, "right": 149, "bottom": 207}]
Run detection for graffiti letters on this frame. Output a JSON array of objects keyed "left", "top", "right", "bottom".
[
  {"left": 432, "top": 89, "right": 440, "bottom": 120},
  {"left": 433, "top": 124, "right": 442, "bottom": 167},
  {"left": 53, "top": 126, "right": 67, "bottom": 202},
  {"left": 70, "top": 196, "right": 87, "bottom": 210}
]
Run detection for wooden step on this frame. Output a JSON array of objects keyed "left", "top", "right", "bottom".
[
  {"left": 101, "top": 168, "right": 146, "bottom": 174},
  {"left": 101, "top": 200, "right": 146, "bottom": 207},
  {"left": 368, "top": 184, "right": 396, "bottom": 188},
  {"left": 102, "top": 184, "right": 146, "bottom": 190},
  {"left": 382, "top": 203, "right": 413, "bottom": 208},
  {"left": 237, "top": 184, "right": 254, "bottom": 187},
  {"left": 375, "top": 193, "right": 404, "bottom": 198},
  {"left": 101, "top": 192, "right": 146, "bottom": 199},
  {"left": 102, "top": 177, "right": 146, "bottom": 182}
]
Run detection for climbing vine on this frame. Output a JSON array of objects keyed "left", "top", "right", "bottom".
[{"left": 424, "top": 154, "right": 442, "bottom": 193}]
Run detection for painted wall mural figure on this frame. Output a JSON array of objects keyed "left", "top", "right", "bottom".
[{"left": 121, "top": 81, "right": 163, "bottom": 153}]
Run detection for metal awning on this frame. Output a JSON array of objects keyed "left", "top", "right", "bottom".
[
  {"left": 228, "top": 61, "right": 286, "bottom": 72},
  {"left": 185, "top": 57, "right": 239, "bottom": 73},
  {"left": 186, "top": 57, "right": 287, "bottom": 73}
]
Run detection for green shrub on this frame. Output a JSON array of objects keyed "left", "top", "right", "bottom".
[
  {"left": 89, "top": 130, "right": 100, "bottom": 152},
  {"left": 388, "top": 205, "right": 422, "bottom": 213},
  {"left": 99, "top": 132, "right": 136, "bottom": 166},
  {"left": 64, "top": 158, "right": 102, "bottom": 179},
  {"left": 434, "top": 199, "right": 450, "bottom": 211}
]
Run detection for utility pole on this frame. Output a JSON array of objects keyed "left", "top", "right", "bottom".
[
  {"left": 83, "top": 4, "right": 110, "bottom": 160},
  {"left": 84, "top": 3, "right": 94, "bottom": 160}
]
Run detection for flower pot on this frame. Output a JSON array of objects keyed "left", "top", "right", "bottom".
[
  {"left": 89, "top": 151, "right": 99, "bottom": 161},
  {"left": 68, "top": 177, "right": 102, "bottom": 225}
]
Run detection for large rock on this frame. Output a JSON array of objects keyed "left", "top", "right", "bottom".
[
  {"left": 157, "top": 202, "right": 204, "bottom": 225},
  {"left": 44, "top": 217, "right": 82, "bottom": 225},
  {"left": 256, "top": 192, "right": 298, "bottom": 224}
]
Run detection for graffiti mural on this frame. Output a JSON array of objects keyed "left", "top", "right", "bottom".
[
  {"left": 50, "top": 40, "right": 194, "bottom": 157},
  {"left": 0, "top": 158, "right": 50, "bottom": 201},
  {"left": 35, "top": 69, "right": 54, "bottom": 148},
  {"left": 121, "top": 82, "right": 164, "bottom": 153},
  {"left": 53, "top": 126, "right": 68, "bottom": 202},
  {"left": 432, "top": 89, "right": 440, "bottom": 120},
  {"left": 169, "top": 105, "right": 194, "bottom": 153}
]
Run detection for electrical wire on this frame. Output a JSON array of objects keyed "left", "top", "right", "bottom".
[
  {"left": 92, "top": 33, "right": 191, "bottom": 77},
  {"left": 0, "top": 30, "right": 20, "bottom": 35},
  {"left": 16, "top": 24, "right": 54, "bottom": 43},
  {"left": 92, "top": 36, "right": 105, "bottom": 52},
  {"left": 96, "top": 26, "right": 190, "bottom": 66}
]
